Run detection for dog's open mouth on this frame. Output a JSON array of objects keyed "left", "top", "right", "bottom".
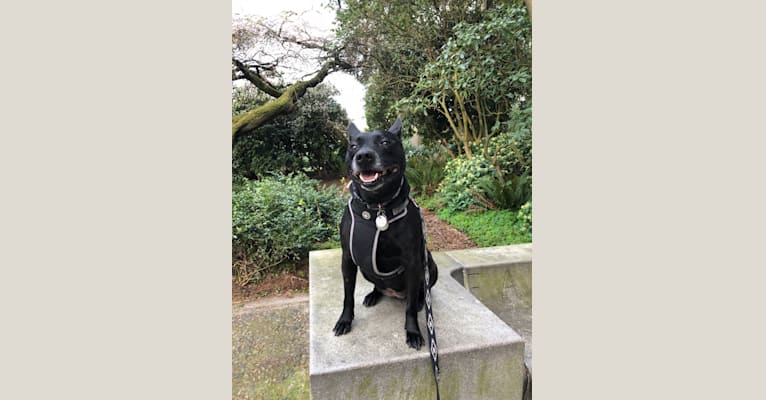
[{"left": 355, "top": 167, "right": 399, "bottom": 185}]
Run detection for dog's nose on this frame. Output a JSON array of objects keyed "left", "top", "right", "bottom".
[{"left": 355, "top": 150, "right": 375, "bottom": 163}]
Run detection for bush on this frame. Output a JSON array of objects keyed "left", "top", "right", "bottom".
[
  {"left": 481, "top": 129, "right": 531, "bottom": 177},
  {"left": 436, "top": 154, "right": 495, "bottom": 211},
  {"left": 468, "top": 104, "right": 532, "bottom": 178},
  {"left": 232, "top": 125, "right": 303, "bottom": 178},
  {"left": 437, "top": 116, "right": 532, "bottom": 212},
  {"left": 516, "top": 201, "right": 532, "bottom": 238},
  {"left": 405, "top": 144, "right": 448, "bottom": 197},
  {"left": 232, "top": 174, "right": 345, "bottom": 285},
  {"left": 473, "top": 173, "right": 531, "bottom": 211}
]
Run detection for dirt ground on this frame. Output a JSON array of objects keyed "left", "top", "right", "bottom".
[
  {"left": 232, "top": 202, "right": 476, "bottom": 304},
  {"left": 420, "top": 207, "right": 477, "bottom": 251}
]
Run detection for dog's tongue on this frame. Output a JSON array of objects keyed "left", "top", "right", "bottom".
[{"left": 360, "top": 172, "right": 380, "bottom": 183}]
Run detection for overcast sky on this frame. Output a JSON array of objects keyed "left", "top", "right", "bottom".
[{"left": 232, "top": 0, "right": 368, "bottom": 129}]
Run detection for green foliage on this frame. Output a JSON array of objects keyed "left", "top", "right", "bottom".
[
  {"left": 232, "top": 84, "right": 269, "bottom": 116},
  {"left": 232, "top": 84, "right": 348, "bottom": 179},
  {"left": 437, "top": 128, "right": 531, "bottom": 212},
  {"left": 395, "top": 3, "right": 531, "bottom": 150},
  {"left": 436, "top": 206, "right": 532, "bottom": 247},
  {"left": 437, "top": 154, "right": 495, "bottom": 211},
  {"left": 495, "top": 102, "right": 532, "bottom": 139},
  {"left": 480, "top": 104, "right": 532, "bottom": 176},
  {"left": 437, "top": 103, "right": 531, "bottom": 212},
  {"left": 335, "top": 0, "right": 485, "bottom": 142},
  {"left": 413, "top": 194, "right": 440, "bottom": 211},
  {"left": 474, "top": 174, "right": 531, "bottom": 211},
  {"left": 232, "top": 174, "right": 345, "bottom": 285},
  {"left": 516, "top": 201, "right": 532, "bottom": 238},
  {"left": 425, "top": 4, "right": 531, "bottom": 102},
  {"left": 364, "top": 75, "right": 452, "bottom": 145},
  {"left": 405, "top": 144, "right": 449, "bottom": 196},
  {"left": 363, "top": 76, "right": 396, "bottom": 133},
  {"left": 482, "top": 132, "right": 531, "bottom": 177}
]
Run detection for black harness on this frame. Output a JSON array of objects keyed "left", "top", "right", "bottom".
[
  {"left": 347, "top": 178, "right": 441, "bottom": 400},
  {"left": 348, "top": 179, "right": 410, "bottom": 281}
]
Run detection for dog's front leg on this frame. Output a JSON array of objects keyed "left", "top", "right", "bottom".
[
  {"left": 333, "top": 251, "right": 357, "bottom": 336},
  {"left": 404, "top": 268, "right": 424, "bottom": 349}
]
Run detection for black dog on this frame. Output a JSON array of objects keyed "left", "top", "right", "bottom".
[{"left": 333, "top": 118, "right": 438, "bottom": 350}]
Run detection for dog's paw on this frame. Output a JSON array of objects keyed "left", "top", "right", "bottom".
[
  {"left": 406, "top": 331, "right": 424, "bottom": 350},
  {"left": 333, "top": 318, "right": 353, "bottom": 336},
  {"left": 363, "top": 289, "right": 383, "bottom": 307}
]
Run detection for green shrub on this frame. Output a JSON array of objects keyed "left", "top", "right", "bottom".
[
  {"left": 516, "top": 201, "right": 532, "bottom": 238},
  {"left": 232, "top": 174, "right": 345, "bottom": 285},
  {"left": 436, "top": 154, "right": 495, "bottom": 211},
  {"left": 405, "top": 145, "right": 448, "bottom": 197},
  {"left": 481, "top": 129, "right": 532, "bottom": 177},
  {"left": 437, "top": 128, "right": 531, "bottom": 212},
  {"left": 473, "top": 173, "right": 532, "bottom": 211},
  {"left": 468, "top": 105, "right": 532, "bottom": 179},
  {"left": 232, "top": 125, "right": 305, "bottom": 178}
]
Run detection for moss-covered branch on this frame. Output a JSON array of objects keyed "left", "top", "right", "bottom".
[{"left": 232, "top": 59, "right": 338, "bottom": 142}]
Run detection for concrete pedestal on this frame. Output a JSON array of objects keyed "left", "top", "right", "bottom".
[{"left": 309, "top": 246, "right": 529, "bottom": 400}]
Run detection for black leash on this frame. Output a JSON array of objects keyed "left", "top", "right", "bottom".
[{"left": 417, "top": 199, "right": 441, "bottom": 400}]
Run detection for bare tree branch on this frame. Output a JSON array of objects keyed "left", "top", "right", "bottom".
[
  {"left": 231, "top": 11, "right": 357, "bottom": 143},
  {"left": 232, "top": 58, "right": 283, "bottom": 98}
]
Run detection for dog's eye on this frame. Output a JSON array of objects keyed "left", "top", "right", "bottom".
[
  {"left": 380, "top": 140, "right": 390, "bottom": 146},
  {"left": 349, "top": 144, "right": 358, "bottom": 150}
]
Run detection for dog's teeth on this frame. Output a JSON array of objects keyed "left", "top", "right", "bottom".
[{"left": 360, "top": 172, "right": 380, "bottom": 183}]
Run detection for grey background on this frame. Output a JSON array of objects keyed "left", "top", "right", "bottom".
[{"left": 1, "top": 0, "right": 765, "bottom": 399}]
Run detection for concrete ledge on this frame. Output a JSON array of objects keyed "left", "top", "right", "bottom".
[
  {"left": 309, "top": 245, "right": 530, "bottom": 400},
  {"left": 445, "top": 244, "right": 533, "bottom": 372}
]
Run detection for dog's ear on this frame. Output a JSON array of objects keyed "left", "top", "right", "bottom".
[
  {"left": 388, "top": 118, "right": 403, "bottom": 138},
  {"left": 348, "top": 122, "right": 361, "bottom": 138}
]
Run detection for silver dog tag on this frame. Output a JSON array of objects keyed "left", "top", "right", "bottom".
[{"left": 375, "top": 214, "right": 389, "bottom": 231}]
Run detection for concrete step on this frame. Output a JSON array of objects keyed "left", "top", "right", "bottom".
[{"left": 309, "top": 246, "right": 529, "bottom": 400}]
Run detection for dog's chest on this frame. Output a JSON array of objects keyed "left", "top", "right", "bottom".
[{"left": 348, "top": 199, "right": 419, "bottom": 279}]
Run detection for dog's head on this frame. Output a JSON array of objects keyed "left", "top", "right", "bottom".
[{"left": 345, "top": 118, "right": 406, "bottom": 194}]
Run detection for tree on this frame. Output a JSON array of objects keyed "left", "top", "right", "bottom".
[
  {"left": 231, "top": 12, "right": 354, "bottom": 143},
  {"left": 233, "top": 83, "right": 349, "bottom": 179},
  {"left": 333, "top": 0, "right": 487, "bottom": 137},
  {"left": 395, "top": 3, "right": 531, "bottom": 158}
]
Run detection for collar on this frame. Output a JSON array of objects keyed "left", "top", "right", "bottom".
[{"left": 349, "top": 177, "right": 409, "bottom": 220}]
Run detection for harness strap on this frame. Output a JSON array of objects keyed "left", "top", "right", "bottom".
[
  {"left": 348, "top": 197, "right": 409, "bottom": 278},
  {"left": 348, "top": 178, "right": 409, "bottom": 279}
]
